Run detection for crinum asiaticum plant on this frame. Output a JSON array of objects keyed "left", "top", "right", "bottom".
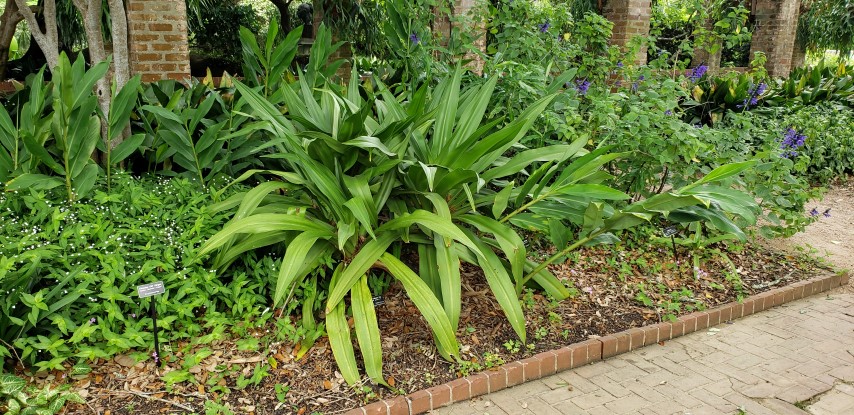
[{"left": 198, "top": 65, "right": 759, "bottom": 387}]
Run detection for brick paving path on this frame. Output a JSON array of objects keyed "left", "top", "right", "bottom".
[{"left": 434, "top": 285, "right": 854, "bottom": 415}]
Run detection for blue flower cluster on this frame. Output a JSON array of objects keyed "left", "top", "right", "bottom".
[
  {"left": 809, "top": 207, "right": 832, "bottom": 218},
  {"left": 409, "top": 32, "right": 420, "bottom": 45},
  {"left": 738, "top": 82, "right": 767, "bottom": 109},
  {"left": 780, "top": 128, "right": 806, "bottom": 158},
  {"left": 576, "top": 79, "right": 591, "bottom": 96},
  {"left": 538, "top": 20, "right": 551, "bottom": 33},
  {"left": 688, "top": 65, "right": 708, "bottom": 82}
]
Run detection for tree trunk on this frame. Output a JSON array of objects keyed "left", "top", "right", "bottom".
[
  {"left": 107, "top": 0, "right": 130, "bottom": 91},
  {"left": 72, "top": 0, "right": 111, "bottom": 146},
  {"left": 270, "top": 0, "right": 293, "bottom": 35},
  {"left": 107, "top": 0, "right": 131, "bottom": 149},
  {"left": 0, "top": 0, "right": 24, "bottom": 80},
  {"left": 14, "top": 0, "right": 59, "bottom": 72}
]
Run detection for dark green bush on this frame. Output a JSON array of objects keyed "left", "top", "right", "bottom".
[{"left": 0, "top": 174, "right": 275, "bottom": 370}]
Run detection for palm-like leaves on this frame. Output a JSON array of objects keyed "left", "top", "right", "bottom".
[{"left": 199, "top": 57, "right": 760, "bottom": 387}]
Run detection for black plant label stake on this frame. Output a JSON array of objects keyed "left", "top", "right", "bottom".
[
  {"left": 662, "top": 225, "right": 679, "bottom": 264},
  {"left": 137, "top": 281, "right": 166, "bottom": 366}
]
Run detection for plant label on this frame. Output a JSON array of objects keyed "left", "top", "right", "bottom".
[
  {"left": 372, "top": 296, "right": 385, "bottom": 306},
  {"left": 662, "top": 226, "right": 678, "bottom": 237},
  {"left": 137, "top": 281, "right": 165, "bottom": 298}
]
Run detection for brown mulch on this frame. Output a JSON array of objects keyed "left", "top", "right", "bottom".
[{"left": 46, "top": 239, "right": 829, "bottom": 415}]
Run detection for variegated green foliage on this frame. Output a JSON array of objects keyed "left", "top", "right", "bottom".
[
  {"left": 0, "top": 373, "right": 82, "bottom": 415},
  {"left": 199, "top": 66, "right": 760, "bottom": 387}
]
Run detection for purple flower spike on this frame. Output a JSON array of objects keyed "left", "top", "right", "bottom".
[
  {"left": 823, "top": 208, "right": 831, "bottom": 218},
  {"left": 576, "top": 79, "right": 591, "bottom": 96},
  {"left": 665, "top": 110, "right": 673, "bottom": 116},
  {"left": 90, "top": 317, "right": 96, "bottom": 324},
  {"left": 810, "top": 208, "right": 819, "bottom": 216},
  {"left": 689, "top": 65, "right": 708, "bottom": 82},
  {"left": 538, "top": 20, "right": 551, "bottom": 33},
  {"left": 409, "top": 32, "right": 420, "bottom": 45},
  {"left": 780, "top": 128, "right": 807, "bottom": 158}
]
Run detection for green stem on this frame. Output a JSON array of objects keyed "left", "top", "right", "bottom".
[
  {"left": 500, "top": 195, "right": 546, "bottom": 224},
  {"left": 521, "top": 230, "right": 603, "bottom": 289}
]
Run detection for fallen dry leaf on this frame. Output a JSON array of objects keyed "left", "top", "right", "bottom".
[{"left": 114, "top": 355, "right": 136, "bottom": 367}]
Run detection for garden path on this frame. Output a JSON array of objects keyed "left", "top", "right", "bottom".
[
  {"left": 764, "top": 179, "right": 854, "bottom": 271},
  {"left": 434, "top": 180, "right": 854, "bottom": 415},
  {"left": 433, "top": 282, "right": 854, "bottom": 414}
]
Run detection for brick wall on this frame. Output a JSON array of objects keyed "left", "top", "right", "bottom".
[
  {"left": 433, "top": 0, "right": 485, "bottom": 73},
  {"left": 603, "top": 0, "right": 651, "bottom": 65},
  {"left": 749, "top": 0, "right": 801, "bottom": 77},
  {"left": 127, "top": 0, "right": 191, "bottom": 82}
]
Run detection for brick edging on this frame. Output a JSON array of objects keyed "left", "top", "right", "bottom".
[{"left": 347, "top": 272, "right": 849, "bottom": 415}]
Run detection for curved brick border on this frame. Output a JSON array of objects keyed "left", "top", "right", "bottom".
[{"left": 344, "top": 272, "right": 850, "bottom": 415}]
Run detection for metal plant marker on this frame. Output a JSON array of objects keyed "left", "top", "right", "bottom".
[
  {"left": 137, "top": 281, "right": 166, "bottom": 366},
  {"left": 663, "top": 225, "right": 679, "bottom": 263}
]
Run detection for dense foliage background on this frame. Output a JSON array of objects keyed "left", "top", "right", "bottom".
[{"left": 1, "top": 1, "right": 853, "bottom": 413}]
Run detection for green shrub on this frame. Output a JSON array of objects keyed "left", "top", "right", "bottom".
[
  {"left": 0, "top": 174, "right": 273, "bottom": 370},
  {"left": 746, "top": 103, "right": 854, "bottom": 184},
  {"left": 197, "top": 61, "right": 759, "bottom": 386}
]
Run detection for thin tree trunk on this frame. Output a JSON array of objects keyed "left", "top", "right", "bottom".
[
  {"left": 72, "top": 0, "right": 110, "bottom": 147},
  {"left": 107, "top": 0, "right": 131, "bottom": 149},
  {"left": 0, "top": 0, "right": 24, "bottom": 80},
  {"left": 14, "top": 0, "right": 59, "bottom": 72},
  {"left": 107, "top": 0, "right": 130, "bottom": 91},
  {"left": 270, "top": 0, "right": 293, "bottom": 34}
]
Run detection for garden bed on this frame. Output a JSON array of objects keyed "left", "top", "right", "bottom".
[{"left": 52, "top": 240, "right": 830, "bottom": 415}]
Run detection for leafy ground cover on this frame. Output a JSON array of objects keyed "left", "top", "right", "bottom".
[
  {"left": 47, "top": 238, "right": 830, "bottom": 415},
  {"left": 2, "top": 6, "right": 854, "bottom": 415}
]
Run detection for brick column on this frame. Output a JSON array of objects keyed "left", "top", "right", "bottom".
[
  {"left": 603, "top": 0, "right": 652, "bottom": 65},
  {"left": 127, "top": 0, "right": 191, "bottom": 82},
  {"left": 692, "top": 19, "right": 722, "bottom": 72},
  {"left": 749, "top": 0, "right": 801, "bottom": 77},
  {"left": 433, "top": 0, "right": 485, "bottom": 73}
]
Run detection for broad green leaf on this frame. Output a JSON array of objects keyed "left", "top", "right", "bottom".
[
  {"left": 379, "top": 253, "right": 460, "bottom": 360},
  {"left": 460, "top": 229, "right": 526, "bottom": 342},
  {"left": 326, "top": 298, "right": 360, "bottom": 386},
  {"left": 110, "top": 133, "right": 145, "bottom": 164},
  {"left": 6, "top": 174, "right": 64, "bottom": 191},
  {"left": 198, "top": 214, "right": 332, "bottom": 258},
  {"left": 274, "top": 231, "right": 329, "bottom": 305},
  {"left": 492, "top": 182, "right": 514, "bottom": 219},
  {"left": 524, "top": 260, "right": 570, "bottom": 300},
  {"left": 434, "top": 238, "right": 461, "bottom": 329},
  {"left": 460, "top": 214, "right": 525, "bottom": 282},
  {"left": 325, "top": 233, "right": 396, "bottom": 312},
  {"left": 483, "top": 138, "right": 586, "bottom": 182},
  {"left": 680, "top": 161, "right": 756, "bottom": 192},
  {"left": 0, "top": 374, "right": 26, "bottom": 395},
  {"left": 352, "top": 275, "right": 387, "bottom": 386}
]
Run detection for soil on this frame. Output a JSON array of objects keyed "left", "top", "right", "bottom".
[
  {"left": 40, "top": 181, "right": 851, "bottom": 415},
  {"left": 761, "top": 178, "right": 854, "bottom": 272}
]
